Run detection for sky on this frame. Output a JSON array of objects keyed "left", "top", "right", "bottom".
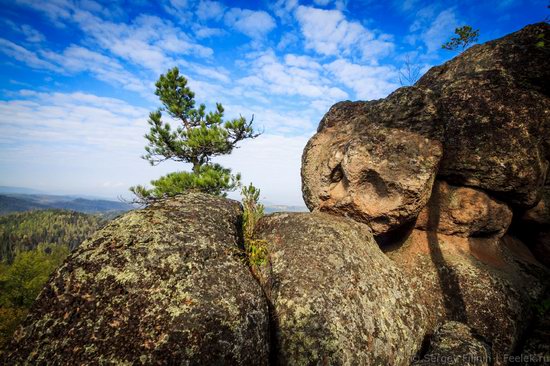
[{"left": 0, "top": 0, "right": 547, "bottom": 205}]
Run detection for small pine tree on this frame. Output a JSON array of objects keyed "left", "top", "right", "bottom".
[
  {"left": 130, "top": 67, "right": 260, "bottom": 203},
  {"left": 240, "top": 183, "right": 268, "bottom": 266},
  {"left": 442, "top": 25, "right": 480, "bottom": 52}
]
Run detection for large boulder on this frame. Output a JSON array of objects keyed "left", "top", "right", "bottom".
[
  {"left": 254, "top": 212, "right": 429, "bottom": 366},
  {"left": 301, "top": 87, "right": 443, "bottom": 236},
  {"left": 415, "top": 180, "right": 513, "bottom": 238},
  {"left": 385, "top": 230, "right": 548, "bottom": 365},
  {"left": 301, "top": 23, "right": 550, "bottom": 239},
  {"left": 4, "top": 193, "right": 270, "bottom": 365},
  {"left": 416, "top": 23, "right": 550, "bottom": 208}
]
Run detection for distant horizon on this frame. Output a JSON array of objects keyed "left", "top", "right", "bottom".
[
  {"left": 0, "top": 185, "right": 308, "bottom": 207},
  {"left": 0, "top": 0, "right": 546, "bottom": 206}
]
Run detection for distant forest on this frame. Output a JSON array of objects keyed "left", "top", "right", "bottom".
[
  {"left": 0, "top": 210, "right": 106, "bottom": 263},
  {"left": 0, "top": 209, "right": 107, "bottom": 351}
]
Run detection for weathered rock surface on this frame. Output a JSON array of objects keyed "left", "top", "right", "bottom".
[
  {"left": 521, "top": 186, "right": 550, "bottom": 226},
  {"left": 385, "top": 230, "right": 548, "bottom": 365},
  {"left": 302, "top": 87, "right": 443, "bottom": 235},
  {"left": 412, "top": 322, "right": 491, "bottom": 366},
  {"left": 302, "top": 23, "right": 550, "bottom": 237},
  {"left": 415, "top": 180, "right": 513, "bottom": 237},
  {"left": 516, "top": 288, "right": 550, "bottom": 366},
  {"left": 515, "top": 186, "right": 550, "bottom": 267},
  {"left": 416, "top": 23, "right": 550, "bottom": 207},
  {"left": 254, "top": 212, "right": 429, "bottom": 366},
  {"left": 4, "top": 193, "right": 269, "bottom": 365}
]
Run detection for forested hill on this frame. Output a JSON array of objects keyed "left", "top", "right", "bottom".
[
  {"left": 0, "top": 194, "right": 133, "bottom": 216},
  {"left": 0, "top": 210, "right": 106, "bottom": 263}
]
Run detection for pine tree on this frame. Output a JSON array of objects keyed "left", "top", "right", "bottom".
[
  {"left": 442, "top": 25, "right": 480, "bottom": 52},
  {"left": 130, "top": 67, "right": 260, "bottom": 203}
]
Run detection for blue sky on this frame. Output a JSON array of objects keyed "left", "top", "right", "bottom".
[{"left": 0, "top": 0, "right": 546, "bottom": 205}]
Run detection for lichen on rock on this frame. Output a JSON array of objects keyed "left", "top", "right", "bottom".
[
  {"left": 254, "top": 212, "right": 429, "bottom": 366},
  {"left": 412, "top": 321, "right": 492, "bottom": 366},
  {"left": 4, "top": 193, "right": 270, "bottom": 365}
]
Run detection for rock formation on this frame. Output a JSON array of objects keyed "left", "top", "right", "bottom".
[
  {"left": 412, "top": 322, "right": 492, "bottom": 366},
  {"left": 414, "top": 180, "right": 513, "bottom": 237},
  {"left": 386, "top": 230, "right": 547, "bottom": 361},
  {"left": 302, "top": 23, "right": 550, "bottom": 235},
  {"left": 415, "top": 25, "right": 549, "bottom": 208},
  {"left": 254, "top": 212, "right": 428, "bottom": 365},
  {"left": 301, "top": 87, "right": 443, "bottom": 236},
  {"left": 300, "top": 22, "right": 549, "bottom": 364},
  {"left": 4, "top": 193, "right": 269, "bottom": 365},
  {"left": 5, "top": 23, "right": 550, "bottom": 366}
]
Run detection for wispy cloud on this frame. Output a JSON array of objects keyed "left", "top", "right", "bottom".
[
  {"left": 408, "top": 6, "right": 460, "bottom": 53},
  {"left": 325, "top": 59, "right": 398, "bottom": 100},
  {"left": 237, "top": 50, "right": 347, "bottom": 102},
  {"left": 421, "top": 9, "right": 459, "bottom": 52},
  {"left": 295, "top": 5, "right": 394, "bottom": 61},
  {"left": 223, "top": 8, "right": 277, "bottom": 38},
  {"left": 2, "top": 19, "right": 46, "bottom": 43},
  {"left": 196, "top": 0, "right": 226, "bottom": 21},
  {"left": 0, "top": 38, "right": 59, "bottom": 71}
]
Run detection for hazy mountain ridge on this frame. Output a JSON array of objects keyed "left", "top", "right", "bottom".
[{"left": 0, "top": 193, "right": 133, "bottom": 215}]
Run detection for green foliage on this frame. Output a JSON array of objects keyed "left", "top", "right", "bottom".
[
  {"left": 241, "top": 183, "right": 268, "bottom": 266},
  {"left": 0, "top": 243, "right": 69, "bottom": 351},
  {"left": 130, "top": 164, "right": 241, "bottom": 202},
  {"left": 0, "top": 210, "right": 105, "bottom": 263},
  {"left": 442, "top": 25, "right": 480, "bottom": 51},
  {"left": 132, "top": 67, "right": 259, "bottom": 203},
  {"left": 535, "top": 33, "right": 546, "bottom": 48}
]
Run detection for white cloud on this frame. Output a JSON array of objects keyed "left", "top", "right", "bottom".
[
  {"left": 217, "top": 134, "right": 310, "bottom": 205},
  {"left": 237, "top": 50, "right": 348, "bottom": 102},
  {"left": 277, "top": 32, "right": 299, "bottom": 50},
  {"left": 20, "top": 24, "right": 46, "bottom": 42},
  {"left": 3, "top": 20, "right": 46, "bottom": 43},
  {"left": 41, "top": 45, "right": 152, "bottom": 94},
  {"left": 408, "top": 7, "right": 460, "bottom": 53},
  {"left": 421, "top": 9, "right": 459, "bottom": 52},
  {"left": 196, "top": 0, "right": 226, "bottom": 21},
  {"left": 193, "top": 24, "right": 226, "bottom": 38},
  {"left": 0, "top": 89, "right": 174, "bottom": 197},
  {"left": 161, "top": 0, "right": 193, "bottom": 19},
  {"left": 295, "top": 6, "right": 394, "bottom": 60},
  {"left": 224, "top": 8, "right": 276, "bottom": 38},
  {"left": 312, "top": 0, "right": 347, "bottom": 10},
  {"left": 325, "top": 59, "right": 399, "bottom": 100},
  {"left": 271, "top": 0, "right": 298, "bottom": 21},
  {"left": 0, "top": 90, "right": 309, "bottom": 204},
  {"left": 72, "top": 12, "right": 213, "bottom": 74},
  {"left": 14, "top": 0, "right": 73, "bottom": 26},
  {"left": 395, "top": 0, "right": 420, "bottom": 12},
  {"left": 14, "top": 1, "right": 214, "bottom": 73},
  {"left": 0, "top": 38, "right": 59, "bottom": 71},
  {"left": 284, "top": 54, "right": 322, "bottom": 70},
  {"left": 0, "top": 39, "right": 151, "bottom": 96},
  {"left": 0, "top": 91, "right": 148, "bottom": 157}
]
